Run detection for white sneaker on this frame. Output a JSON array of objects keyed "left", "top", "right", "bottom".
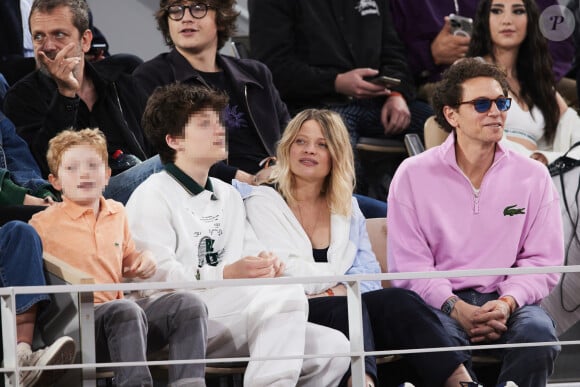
[{"left": 19, "top": 336, "right": 76, "bottom": 387}]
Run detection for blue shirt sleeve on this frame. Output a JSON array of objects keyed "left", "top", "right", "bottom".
[{"left": 345, "top": 198, "right": 382, "bottom": 293}]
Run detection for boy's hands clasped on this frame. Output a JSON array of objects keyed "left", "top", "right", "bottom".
[{"left": 224, "top": 251, "right": 285, "bottom": 279}]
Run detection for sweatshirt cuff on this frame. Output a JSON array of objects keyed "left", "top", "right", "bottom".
[
  {"left": 428, "top": 284, "right": 455, "bottom": 310},
  {"left": 497, "top": 284, "right": 528, "bottom": 309},
  {"left": 0, "top": 179, "right": 28, "bottom": 205}
]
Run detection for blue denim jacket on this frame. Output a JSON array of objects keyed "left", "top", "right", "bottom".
[{"left": 0, "top": 112, "right": 52, "bottom": 202}]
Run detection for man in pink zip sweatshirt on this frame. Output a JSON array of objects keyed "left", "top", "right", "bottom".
[{"left": 387, "top": 58, "right": 563, "bottom": 387}]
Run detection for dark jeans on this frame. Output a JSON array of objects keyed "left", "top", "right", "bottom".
[
  {"left": 308, "top": 288, "right": 468, "bottom": 386},
  {"left": 433, "top": 289, "right": 560, "bottom": 387},
  {"left": 0, "top": 221, "right": 51, "bottom": 381},
  {"left": 0, "top": 221, "right": 49, "bottom": 313}
]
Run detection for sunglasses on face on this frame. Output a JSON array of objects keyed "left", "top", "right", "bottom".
[{"left": 457, "top": 97, "right": 512, "bottom": 113}]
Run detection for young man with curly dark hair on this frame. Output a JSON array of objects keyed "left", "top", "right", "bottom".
[{"left": 134, "top": 0, "right": 287, "bottom": 188}]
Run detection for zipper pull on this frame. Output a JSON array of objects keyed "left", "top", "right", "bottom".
[{"left": 473, "top": 191, "right": 480, "bottom": 214}]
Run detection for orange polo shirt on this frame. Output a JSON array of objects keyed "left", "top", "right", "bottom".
[{"left": 30, "top": 196, "right": 141, "bottom": 304}]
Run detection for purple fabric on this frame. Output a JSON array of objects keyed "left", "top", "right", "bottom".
[{"left": 390, "top": 0, "right": 574, "bottom": 83}]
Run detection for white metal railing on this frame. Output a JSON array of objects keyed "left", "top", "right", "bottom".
[{"left": 2, "top": 265, "right": 580, "bottom": 387}]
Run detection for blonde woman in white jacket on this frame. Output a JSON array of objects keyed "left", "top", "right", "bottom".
[{"left": 236, "top": 109, "right": 474, "bottom": 387}]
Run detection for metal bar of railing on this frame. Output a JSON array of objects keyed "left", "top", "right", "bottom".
[{"left": 1, "top": 264, "right": 579, "bottom": 387}]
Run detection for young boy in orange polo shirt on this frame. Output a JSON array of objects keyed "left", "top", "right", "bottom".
[{"left": 29, "top": 129, "right": 208, "bottom": 387}]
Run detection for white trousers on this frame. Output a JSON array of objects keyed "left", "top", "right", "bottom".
[{"left": 200, "top": 284, "right": 350, "bottom": 387}]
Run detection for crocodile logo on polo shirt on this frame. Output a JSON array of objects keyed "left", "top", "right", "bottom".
[{"left": 503, "top": 204, "right": 526, "bottom": 216}]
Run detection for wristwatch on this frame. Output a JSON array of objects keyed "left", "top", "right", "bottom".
[{"left": 441, "top": 296, "right": 459, "bottom": 315}]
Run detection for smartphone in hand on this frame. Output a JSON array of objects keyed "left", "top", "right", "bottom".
[
  {"left": 364, "top": 75, "right": 401, "bottom": 88},
  {"left": 449, "top": 13, "right": 473, "bottom": 37}
]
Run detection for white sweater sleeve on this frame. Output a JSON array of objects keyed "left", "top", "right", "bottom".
[{"left": 126, "top": 183, "right": 219, "bottom": 284}]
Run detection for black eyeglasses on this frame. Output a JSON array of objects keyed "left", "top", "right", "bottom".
[
  {"left": 458, "top": 97, "right": 512, "bottom": 113},
  {"left": 166, "top": 3, "right": 213, "bottom": 21}
]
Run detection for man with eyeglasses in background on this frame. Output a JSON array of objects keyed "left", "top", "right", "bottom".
[
  {"left": 387, "top": 58, "right": 563, "bottom": 387},
  {"left": 132, "top": 0, "right": 388, "bottom": 218},
  {"left": 133, "top": 0, "right": 286, "bottom": 187}
]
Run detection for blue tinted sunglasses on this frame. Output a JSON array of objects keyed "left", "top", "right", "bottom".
[{"left": 458, "top": 97, "right": 512, "bottom": 113}]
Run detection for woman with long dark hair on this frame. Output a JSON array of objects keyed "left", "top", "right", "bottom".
[{"left": 467, "top": 0, "right": 577, "bottom": 164}]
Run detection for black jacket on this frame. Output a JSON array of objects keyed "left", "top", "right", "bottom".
[
  {"left": 133, "top": 50, "right": 290, "bottom": 182},
  {"left": 0, "top": 0, "right": 24, "bottom": 60},
  {"left": 249, "top": 0, "right": 416, "bottom": 111},
  {"left": 3, "top": 56, "right": 153, "bottom": 177}
]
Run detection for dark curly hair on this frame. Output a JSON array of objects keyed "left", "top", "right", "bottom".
[
  {"left": 142, "top": 83, "right": 228, "bottom": 164},
  {"left": 467, "top": 0, "right": 559, "bottom": 144},
  {"left": 433, "top": 58, "right": 510, "bottom": 133},
  {"left": 155, "top": 0, "right": 239, "bottom": 49}
]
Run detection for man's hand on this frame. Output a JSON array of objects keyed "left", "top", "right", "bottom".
[
  {"left": 450, "top": 299, "right": 481, "bottom": 333},
  {"left": 253, "top": 164, "right": 276, "bottom": 185},
  {"left": 37, "top": 42, "right": 82, "bottom": 97},
  {"left": 223, "top": 252, "right": 282, "bottom": 279},
  {"left": 235, "top": 162, "right": 276, "bottom": 186},
  {"left": 431, "top": 17, "right": 470, "bottom": 66},
  {"left": 124, "top": 251, "right": 157, "bottom": 279},
  {"left": 452, "top": 299, "right": 509, "bottom": 343},
  {"left": 381, "top": 95, "right": 410, "bottom": 134},
  {"left": 234, "top": 169, "right": 255, "bottom": 185},
  {"left": 469, "top": 300, "right": 510, "bottom": 343},
  {"left": 530, "top": 152, "right": 549, "bottom": 165},
  {"left": 335, "top": 68, "right": 392, "bottom": 99}
]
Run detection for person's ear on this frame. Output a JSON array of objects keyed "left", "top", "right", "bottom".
[
  {"left": 443, "top": 105, "right": 459, "bottom": 129},
  {"left": 48, "top": 173, "right": 62, "bottom": 192},
  {"left": 81, "top": 29, "right": 93, "bottom": 54},
  {"left": 166, "top": 134, "right": 184, "bottom": 151}
]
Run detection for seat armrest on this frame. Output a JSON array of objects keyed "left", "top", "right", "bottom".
[
  {"left": 43, "top": 252, "right": 95, "bottom": 285},
  {"left": 365, "top": 218, "right": 390, "bottom": 288}
]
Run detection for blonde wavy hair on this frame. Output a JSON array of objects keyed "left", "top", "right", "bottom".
[
  {"left": 47, "top": 128, "right": 108, "bottom": 176},
  {"left": 274, "top": 109, "right": 355, "bottom": 217}
]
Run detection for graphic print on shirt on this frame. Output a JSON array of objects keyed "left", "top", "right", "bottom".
[
  {"left": 195, "top": 213, "right": 225, "bottom": 268},
  {"left": 355, "top": 0, "right": 380, "bottom": 16},
  {"left": 223, "top": 104, "right": 248, "bottom": 132}
]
